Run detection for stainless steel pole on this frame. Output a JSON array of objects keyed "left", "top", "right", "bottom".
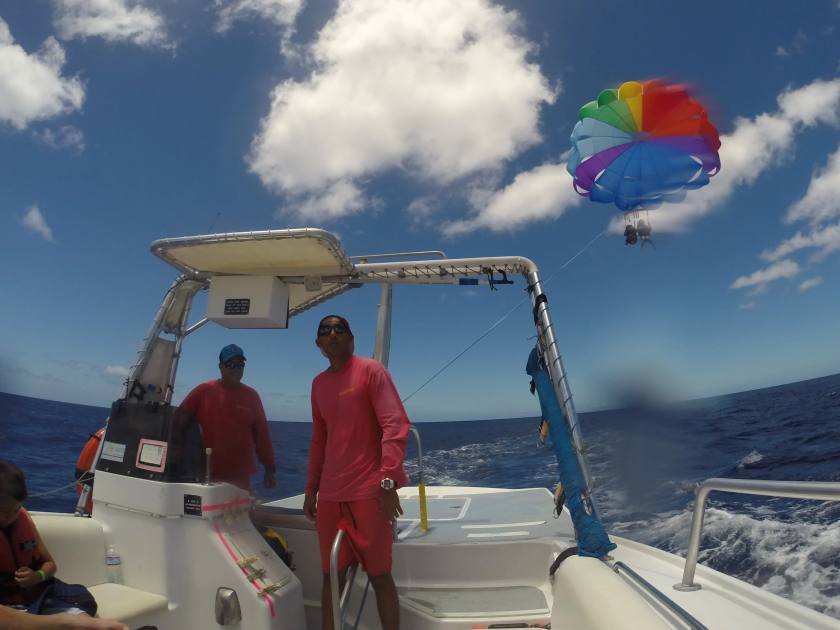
[
  {"left": 373, "top": 283, "right": 393, "bottom": 368},
  {"left": 526, "top": 269, "right": 593, "bottom": 494}
]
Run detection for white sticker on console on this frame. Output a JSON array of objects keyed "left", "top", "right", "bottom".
[{"left": 101, "top": 441, "right": 126, "bottom": 463}]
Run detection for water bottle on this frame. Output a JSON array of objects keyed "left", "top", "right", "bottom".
[{"left": 105, "top": 544, "right": 122, "bottom": 583}]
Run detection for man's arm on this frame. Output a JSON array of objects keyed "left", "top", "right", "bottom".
[
  {"left": 250, "top": 392, "right": 277, "bottom": 488},
  {"left": 0, "top": 607, "right": 127, "bottom": 630},
  {"left": 369, "top": 365, "right": 410, "bottom": 484},
  {"left": 171, "top": 384, "right": 202, "bottom": 458},
  {"left": 303, "top": 392, "right": 327, "bottom": 521}
]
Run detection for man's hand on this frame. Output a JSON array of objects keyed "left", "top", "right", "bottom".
[
  {"left": 264, "top": 470, "right": 277, "bottom": 489},
  {"left": 379, "top": 488, "right": 403, "bottom": 523},
  {"left": 303, "top": 493, "right": 318, "bottom": 522},
  {"left": 51, "top": 613, "right": 129, "bottom": 630},
  {"left": 14, "top": 567, "right": 42, "bottom": 589}
]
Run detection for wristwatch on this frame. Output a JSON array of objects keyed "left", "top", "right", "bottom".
[{"left": 380, "top": 478, "right": 396, "bottom": 491}]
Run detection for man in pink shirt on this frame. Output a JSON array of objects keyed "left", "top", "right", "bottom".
[
  {"left": 177, "top": 344, "right": 277, "bottom": 491},
  {"left": 304, "top": 315, "right": 409, "bottom": 630}
]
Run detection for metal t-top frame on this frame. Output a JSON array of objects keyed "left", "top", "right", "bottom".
[{"left": 122, "top": 247, "right": 594, "bottom": 496}]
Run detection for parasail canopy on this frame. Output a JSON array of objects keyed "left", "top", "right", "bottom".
[{"left": 567, "top": 80, "right": 721, "bottom": 212}]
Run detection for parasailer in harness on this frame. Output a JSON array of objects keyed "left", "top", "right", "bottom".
[
  {"left": 75, "top": 428, "right": 105, "bottom": 516},
  {"left": 636, "top": 218, "right": 653, "bottom": 246}
]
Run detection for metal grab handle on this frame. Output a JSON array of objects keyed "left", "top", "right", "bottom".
[
  {"left": 329, "top": 530, "right": 360, "bottom": 629},
  {"left": 329, "top": 530, "right": 345, "bottom": 628},
  {"left": 408, "top": 425, "right": 428, "bottom": 532},
  {"left": 204, "top": 448, "right": 213, "bottom": 485},
  {"left": 674, "top": 477, "right": 840, "bottom": 591}
]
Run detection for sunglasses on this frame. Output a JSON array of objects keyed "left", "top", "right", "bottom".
[
  {"left": 317, "top": 323, "right": 348, "bottom": 337},
  {"left": 224, "top": 360, "right": 246, "bottom": 369}
]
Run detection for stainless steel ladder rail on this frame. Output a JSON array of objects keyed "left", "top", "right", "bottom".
[
  {"left": 329, "top": 530, "right": 370, "bottom": 629},
  {"left": 674, "top": 477, "right": 840, "bottom": 592}
]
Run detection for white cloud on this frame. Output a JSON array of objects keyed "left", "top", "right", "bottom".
[
  {"left": 286, "top": 179, "right": 377, "bottom": 220},
  {"left": 739, "top": 301, "right": 756, "bottom": 310},
  {"left": 777, "top": 78, "right": 840, "bottom": 126},
  {"left": 730, "top": 259, "right": 800, "bottom": 291},
  {"left": 443, "top": 162, "right": 582, "bottom": 235},
  {"left": 760, "top": 222, "right": 840, "bottom": 262},
  {"left": 773, "top": 29, "right": 807, "bottom": 58},
  {"left": 249, "top": 0, "right": 554, "bottom": 220},
  {"left": 0, "top": 18, "right": 84, "bottom": 129},
  {"left": 799, "top": 276, "right": 823, "bottom": 292},
  {"left": 20, "top": 205, "right": 55, "bottom": 242},
  {"left": 104, "top": 364, "right": 130, "bottom": 378},
  {"left": 215, "top": 0, "right": 304, "bottom": 32},
  {"left": 607, "top": 78, "right": 840, "bottom": 234},
  {"left": 33, "top": 125, "right": 85, "bottom": 152},
  {"left": 785, "top": 145, "right": 840, "bottom": 226},
  {"left": 53, "top": 0, "right": 169, "bottom": 47}
]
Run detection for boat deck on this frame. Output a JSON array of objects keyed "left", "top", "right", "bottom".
[
  {"left": 261, "top": 486, "right": 840, "bottom": 630},
  {"left": 263, "top": 486, "right": 575, "bottom": 545},
  {"left": 395, "top": 487, "right": 575, "bottom": 544}
]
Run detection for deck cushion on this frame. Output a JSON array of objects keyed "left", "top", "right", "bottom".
[
  {"left": 89, "top": 582, "right": 169, "bottom": 622},
  {"left": 32, "top": 514, "right": 108, "bottom": 586}
]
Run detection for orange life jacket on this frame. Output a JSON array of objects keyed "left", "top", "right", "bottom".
[
  {"left": 75, "top": 428, "right": 105, "bottom": 514},
  {"left": 0, "top": 508, "right": 45, "bottom": 606}
]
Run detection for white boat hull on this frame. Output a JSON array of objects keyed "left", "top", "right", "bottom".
[{"left": 32, "top": 479, "right": 840, "bottom": 629}]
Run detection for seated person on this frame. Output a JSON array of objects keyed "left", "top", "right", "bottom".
[{"left": 0, "top": 461, "right": 96, "bottom": 618}]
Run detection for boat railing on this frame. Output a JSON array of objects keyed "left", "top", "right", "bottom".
[
  {"left": 674, "top": 477, "right": 840, "bottom": 592},
  {"left": 408, "top": 425, "right": 429, "bottom": 533},
  {"left": 612, "top": 561, "right": 708, "bottom": 629},
  {"left": 330, "top": 427, "right": 426, "bottom": 627},
  {"left": 330, "top": 530, "right": 361, "bottom": 629}
]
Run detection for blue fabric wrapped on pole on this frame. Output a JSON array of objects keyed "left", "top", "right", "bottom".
[{"left": 526, "top": 346, "right": 616, "bottom": 558}]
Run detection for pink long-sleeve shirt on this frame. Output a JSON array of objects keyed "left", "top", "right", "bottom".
[
  {"left": 179, "top": 379, "right": 276, "bottom": 486},
  {"left": 305, "top": 355, "right": 410, "bottom": 501}
]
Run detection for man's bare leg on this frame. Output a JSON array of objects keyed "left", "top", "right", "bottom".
[{"left": 369, "top": 572, "right": 399, "bottom": 630}]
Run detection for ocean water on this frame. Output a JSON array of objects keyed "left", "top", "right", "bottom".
[{"left": 2, "top": 373, "right": 839, "bottom": 619}]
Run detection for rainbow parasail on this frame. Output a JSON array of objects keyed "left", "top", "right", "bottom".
[{"left": 567, "top": 80, "right": 721, "bottom": 212}]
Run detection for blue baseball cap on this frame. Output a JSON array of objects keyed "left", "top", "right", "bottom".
[{"left": 219, "top": 344, "right": 246, "bottom": 363}]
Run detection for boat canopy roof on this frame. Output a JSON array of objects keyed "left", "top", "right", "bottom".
[
  {"left": 151, "top": 229, "right": 354, "bottom": 314},
  {"left": 150, "top": 227, "right": 539, "bottom": 317},
  {"left": 151, "top": 228, "right": 353, "bottom": 277}
]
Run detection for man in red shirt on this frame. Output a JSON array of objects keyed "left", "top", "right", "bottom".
[
  {"left": 304, "top": 315, "right": 409, "bottom": 630},
  {"left": 177, "top": 344, "right": 276, "bottom": 491}
]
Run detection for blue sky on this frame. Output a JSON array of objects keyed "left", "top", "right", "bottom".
[{"left": 2, "top": 0, "right": 840, "bottom": 422}]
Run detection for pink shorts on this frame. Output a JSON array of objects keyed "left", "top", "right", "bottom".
[{"left": 316, "top": 498, "right": 393, "bottom": 577}]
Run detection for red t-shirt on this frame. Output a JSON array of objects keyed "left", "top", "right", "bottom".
[
  {"left": 306, "top": 356, "right": 410, "bottom": 501},
  {"left": 179, "top": 379, "right": 276, "bottom": 487}
]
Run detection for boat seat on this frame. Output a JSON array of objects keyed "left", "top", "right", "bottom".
[
  {"left": 32, "top": 513, "right": 169, "bottom": 624},
  {"left": 88, "top": 582, "right": 168, "bottom": 621}
]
